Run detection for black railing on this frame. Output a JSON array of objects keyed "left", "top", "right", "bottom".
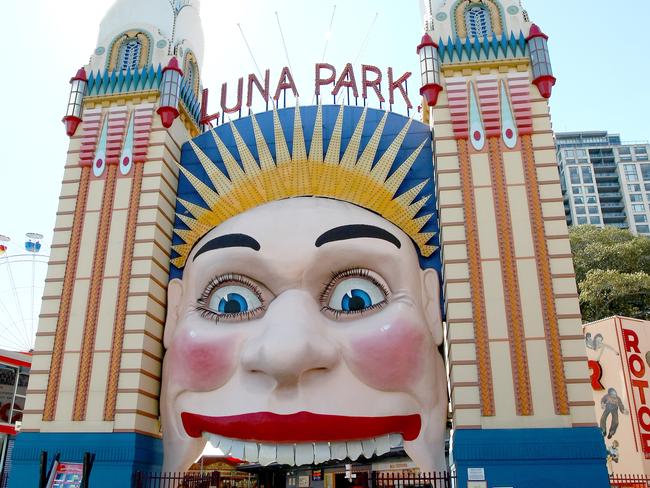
[
  {"left": 0, "top": 472, "right": 8, "bottom": 488},
  {"left": 610, "top": 473, "right": 650, "bottom": 487},
  {"left": 134, "top": 471, "right": 219, "bottom": 488},
  {"left": 372, "top": 471, "right": 456, "bottom": 488}
]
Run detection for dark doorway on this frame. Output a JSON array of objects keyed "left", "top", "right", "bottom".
[{"left": 334, "top": 472, "right": 369, "bottom": 488}]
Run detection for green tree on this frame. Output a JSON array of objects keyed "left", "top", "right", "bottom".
[{"left": 569, "top": 226, "right": 650, "bottom": 322}]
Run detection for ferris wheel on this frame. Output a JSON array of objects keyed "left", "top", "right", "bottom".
[{"left": 0, "top": 233, "right": 49, "bottom": 352}]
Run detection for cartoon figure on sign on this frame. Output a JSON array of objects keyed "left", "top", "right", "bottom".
[
  {"left": 586, "top": 333, "right": 619, "bottom": 360},
  {"left": 606, "top": 440, "right": 619, "bottom": 464},
  {"left": 600, "top": 388, "right": 628, "bottom": 439},
  {"left": 160, "top": 106, "right": 446, "bottom": 472}
]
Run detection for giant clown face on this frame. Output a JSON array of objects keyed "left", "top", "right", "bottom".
[{"left": 161, "top": 197, "right": 447, "bottom": 472}]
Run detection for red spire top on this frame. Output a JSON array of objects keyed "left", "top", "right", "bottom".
[
  {"left": 526, "top": 23, "right": 549, "bottom": 41},
  {"left": 163, "top": 56, "right": 184, "bottom": 76},
  {"left": 70, "top": 67, "right": 88, "bottom": 83},
  {"left": 417, "top": 33, "right": 438, "bottom": 53}
]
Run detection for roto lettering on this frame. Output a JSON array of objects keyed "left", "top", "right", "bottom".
[
  {"left": 201, "top": 63, "right": 413, "bottom": 125},
  {"left": 623, "top": 328, "right": 650, "bottom": 453}
]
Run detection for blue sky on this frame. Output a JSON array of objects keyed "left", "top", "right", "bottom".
[{"left": 1, "top": 0, "right": 649, "bottom": 260}]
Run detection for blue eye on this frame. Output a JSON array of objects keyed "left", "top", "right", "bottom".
[
  {"left": 207, "top": 285, "right": 262, "bottom": 317},
  {"left": 327, "top": 276, "right": 387, "bottom": 315}
]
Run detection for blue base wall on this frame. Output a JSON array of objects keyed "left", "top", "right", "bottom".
[
  {"left": 8, "top": 432, "right": 162, "bottom": 488},
  {"left": 452, "top": 427, "right": 609, "bottom": 488}
]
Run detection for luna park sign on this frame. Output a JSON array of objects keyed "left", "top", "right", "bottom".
[{"left": 200, "top": 62, "right": 414, "bottom": 125}]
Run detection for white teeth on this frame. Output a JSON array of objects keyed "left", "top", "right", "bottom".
[
  {"left": 205, "top": 433, "right": 404, "bottom": 465},
  {"left": 361, "top": 439, "right": 375, "bottom": 458},
  {"left": 277, "top": 444, "right": 295, "bottom": 465},
  {"left": 389, "top": 433, "right": 404, "bottom": 448},
  {"left": 219, "top": 437, "right": 233, "bottom": 455},
  {"left": 295, "top": 443, "right": 315, "bottom": 465},
  {"left": 259, "top": 444, "right": 277, "bottom": 466},
  {"left": 244, "top": 442, "right": 259, "bottom": 462},
  {"left": 375, "top": 435, "right": 391, "bottom": 456},
  {"left": 209, "top": 434, "right": 223, "bottom": 449},
  {"left": 230, "top": 440, "right": 245, "bottom": 460},
  {"left": 314, "top": 443, "right": 331, "bottom": 464},
  {"left": 346, "top": 441, "right": 363, "bottom": 461},
  {"left": 331, "top": 442, "right": 348, "bottom": 460}
]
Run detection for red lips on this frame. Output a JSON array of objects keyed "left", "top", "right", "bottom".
[{"left": 182, "top": 411, "right": 421, "bottom": 443}]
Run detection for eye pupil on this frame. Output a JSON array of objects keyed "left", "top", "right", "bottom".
[
  {"left": 342, "top": 289, "right": 372, "bottom": 312},
  {"left": 218, "top": 293, "right": 248, "bottom": 314}
]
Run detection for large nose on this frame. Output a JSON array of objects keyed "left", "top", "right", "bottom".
[{"left": 241, "top": 290, "right": 339, "bottom": 388}]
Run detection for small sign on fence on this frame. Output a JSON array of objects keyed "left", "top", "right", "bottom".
[{"left": 468, "top": 468, "right": 485, "bottom": 481}]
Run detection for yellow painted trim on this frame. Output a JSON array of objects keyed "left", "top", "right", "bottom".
[
  {"left": 442, "top": 59, "right": 530, "bottom": 77},
  {"left": 84, "top": 91, "right": 160, "bottom": 108}
]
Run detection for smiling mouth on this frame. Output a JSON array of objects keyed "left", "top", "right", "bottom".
[
  {"left": 181, "top": 411, "right": 421, "bottom": 442},
  {"left": 181, "top": 412, "right": 419, "bottom": 466}
]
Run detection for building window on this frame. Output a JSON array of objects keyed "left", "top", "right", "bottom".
[
  {"left": 633, "top": 204, "right": 646, "bottom": 213},
  {"left": 569, "top": 167, "right": 580, "bottom": 184},
  {"left": 588, "top": 206, "right": 599, "bottom": 215},
  {"left": 645, "top": 183, "right": 650, "bottom": 192},
  {"left": 590, "top": 216, "right": 601, "bottom": 225},
  {"left": 634, "top": 214, "right": 648, "bottom": 223},
  {"left": 625, "top": 164, "right": 639, "bottom": 182},
  {"left": 581, "top": 167, "right": 593, "bottom": 184},
  {"left": 119, "top": 39, "right": 142, "bottom": 71},
  {"left": 637, "top": 225, "right": 650, "bottom": 234},
  {"left": 465, "top": 5, "right": 493, "bottom": 38},
  {"left": 641, "top": 164, "right": 650, "bottom": 180},
  {"left": 631, "top": 194, "right": 644, "bottom": 202},
  {"left": 574, "top": 197, "right": 583, "bottom": 205},
  {"left": 572, "top": 186, "right": 582, "bottom": 194},
  {"left": 576, "top": 206, "right": 586, "bottom": 215},
  {"left": 629, "top": 184, "right": 642, "bottom": 192},
  {"left": 577, "top": 216, "right": 588, "bottom": 225},
  {"left": 586, "top": 196, "right": 597, "bottom": 204},
  {"left": 585, "top": 186, "right": 596, "bottom": 194}
]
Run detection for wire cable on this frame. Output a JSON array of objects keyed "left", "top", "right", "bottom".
[{"left": 238, "top": 23, "right": 265, "bottom": 81}]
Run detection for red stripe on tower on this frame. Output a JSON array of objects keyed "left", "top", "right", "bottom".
[
  {"left": 133, "top": 103, "right": 155, "bottom": 163},
  {"left": 476, "top": 75, "right": 500, "bottom": 138},
  {"left": 78, "top": 108, "right": 103, "bottom": 167},
  {"left": 105, "top": 107, "right": 129, "bottom": 165},
  {"left": 507, "top": 73, "right": 533, "bottom": 136},
  {"left": 446, "top": 77, "right": 469, "bottom": 139}
]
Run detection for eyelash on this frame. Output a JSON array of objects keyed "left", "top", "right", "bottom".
[
  {"left": 319, "top": 268, "right": 391, "bottom": 319},
  {"left": 195, "top": 273, "right": 265, "bottom": 323}
]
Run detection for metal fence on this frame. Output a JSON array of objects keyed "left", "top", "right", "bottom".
[
  {"left": 134, "top": 471, "right": 219, "bottom": 488},
  {"left": 372, "top": 471, "right": 456, "bottom": 488},
  {"left": 0, "top": 472, "right": 8, "bottom": 488},
  {"left": 610, "top": 474, "right": 650, "bottom": 487}
]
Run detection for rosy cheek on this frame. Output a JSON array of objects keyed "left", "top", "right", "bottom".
[
  {"left": 345, "top": 320, "right": 428, "bottom": 391},
  {"left": 168, "top": 328, "right": 239, "bottom": 391}
]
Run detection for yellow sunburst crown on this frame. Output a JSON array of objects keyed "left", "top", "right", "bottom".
[{"left": 172, "top": 104, "right": 437, "bottom": 270}]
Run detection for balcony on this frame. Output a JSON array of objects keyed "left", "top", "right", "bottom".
[
  {"left": 599, "top": 192, "right": 623, "bottom": 201},
  {"left": 600, "top": 202, "right": 625, "bottom": 210},
  {"left": 593, "top": 164, "right": 617, "bottom": 173},
  {"left": 597, "top": 182, "right": 621, "bottom": 192},
  {"left": 595, "top": 173, "right": 618, "bottom": 182},
  {"left": 607, "top": 222, "right": 629, "bottom": 229},
  {"left": 602, "top": 212, "right": 627, "bottom": 222}
]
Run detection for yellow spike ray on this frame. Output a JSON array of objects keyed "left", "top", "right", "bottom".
[
  {"left": 325, "top": 105, "right": 345, "bottom": 165},
  {"left": 413, "top": 213, "right": 434, "bottom": 232},
  {"left": 384, "top": 139, "right": 427, "bottom": 195},
  {"left": 189, "top": 139, "right": 233, "bottom": 196},
  {"left": 176, "top": 213, "right": 212, "bottom": 236},
  {"left": 340, "top": 107, "right": 367, "bottom": 170},
  {"left": 421, "top": 245, "right": 437, "bottom": 257},
  {"left": 393, "top": 180, "right": 429, "bottom": 208},
  {"left": 175, "top": 228, "right": 200, "bottom": 245},
  {"left": 370, "top": 118, "right": 413, "bottom": 184},
  {"left": 177, "top": 197, "right": 208, "bottom": 220},
  {"left": 273, "top": 105, "right": 292, "bottom": 166},
  {"left": 250, "top": 113, "right": 276, "bottom": 171},
  {"left": 251, "top": 112, "right": 285, "bottom": 201},
  {"left": 292, "top": 102, "right": 307, "bottom": 162},
  {"left": 355, "top": 111, "right": 388, "bottom": 174},
  {"left": 171, "top": 256, "right": 186, "bottom": 268},
  {"left": 229, "top": 121, "right": 262, "bottom": 177},
  {"left": 309, "top": 104, "right": 323, "bottom": 163},
  {"left": 176, "top": 164, "right": 220, "bottom": 209},
  {"left": 407, "top": 195, "right": 431, "bottom": 218},
  {"left": 212, "top": 129, "right": 246, "bottom": 184},
  {"left": 291, "top": 103, "right": 310, "bottom": 195}
]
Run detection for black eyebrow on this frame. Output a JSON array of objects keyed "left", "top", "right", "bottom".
[
  {"left": 315, "top": 224, "right": 401, "bottom": 249},
  {"left": 193, "top": 233, "right": 261, "bottom": 261}
]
